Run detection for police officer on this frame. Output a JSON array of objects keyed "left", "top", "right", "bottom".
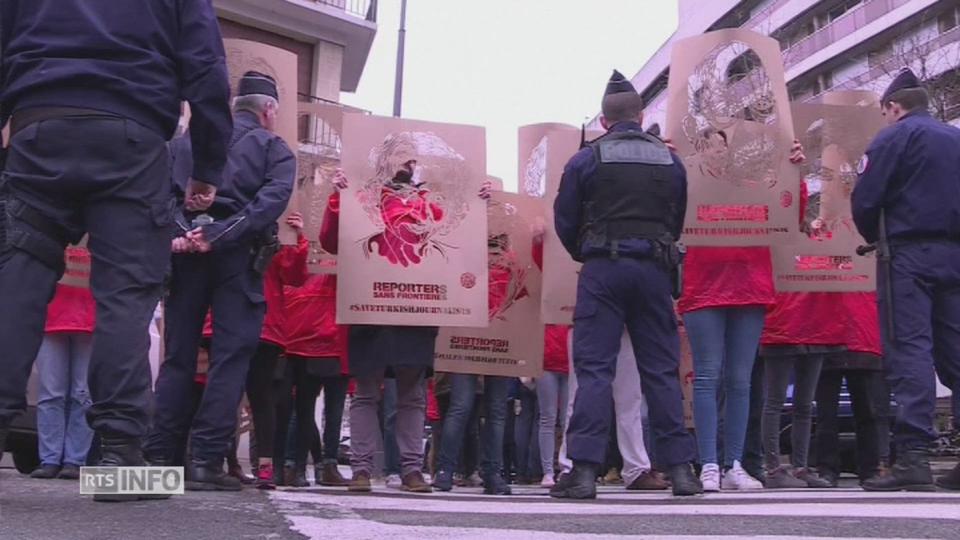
[
  {"left": 549, "top": 71, "right": 701, "bottom": 498},
  {"left": 0, "top": 1, "right": 231, "bottom": 500},
  {"left": 144, "top": 72, "right": 295, "bottom": 491},
  {"left": 853, "top": 68, "right": 960, "bottom": 492}
]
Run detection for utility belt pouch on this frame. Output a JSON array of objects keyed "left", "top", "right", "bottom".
[{"left": 252, "top": 227, "right": 280, "bottom": 275}]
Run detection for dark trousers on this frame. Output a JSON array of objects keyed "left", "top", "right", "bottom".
[
  {"left": 567, "top": 258, "right": 696, "bottom": 467},
  {"left": 880, "top": 242, "right": 960, "bottom": 451},
  {"left": 437, "top": 374, "right": 510, "bottom": 478},
  {"left": 815, "top": 369, "right": 891, "bottom": 479},
  {"left": 0, "top": 116, "right": 169, "bottom": 438},
  {"left": 275, "top": 357, "right": 348, "bottom": 468},
  {"left": 146, "top": 248, "right": 265, "bottom": 463},
  {"left": 513, "top": 386, "right": 541, "bottom": 479},
  {"left": 382, "top": 378, "right": 401, "bottom": 476},
  {"left": 246, "top": 342, "right": 283, "bottom": 461}
]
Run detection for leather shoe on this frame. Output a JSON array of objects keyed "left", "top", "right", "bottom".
[
  {"left": 31, "top": 464, "right": 62, "bottom": 479},
  {"left": 401, "top": 471, "right": 433, "bottom": 493},
  {"left": 95, "top": 437, "right": 171, "bottom": 502},
  {"left": 669, "top": 463, "right": 704, "bottom": 496},
  {"left": 483, "top": 474, "right": 512, "bottom": 495},
  {"left": 186, "top": 460, "right": 243, "bottom": 491},
  {"left": 319, "top": 461, "right": 349, "bottom": 487},
  {"left": 550, "top": 461, "right": 597, "bottom": 499},
  {"left": 58, "top": 464, "right": 81, "bottom": 480},
  {"left": 862, "top": 450, "right": 935, "bottom": 492},
  {"left": 935, "top": 462, "right": 960, "bottom": 491},
  {"left": 349, "top": 470, "right": 372, "bottom": 492},
  {"left": 626, "top": 470, "right": 670, "bottom": 491}
]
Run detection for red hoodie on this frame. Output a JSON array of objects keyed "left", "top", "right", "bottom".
[
  {"left": 46, "top": 284, "right": 95, "bottom": 334},
  {"left": 283, "top": 274, "right": 349, "bottom": 374}
]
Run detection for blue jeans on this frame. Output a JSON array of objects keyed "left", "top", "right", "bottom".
[
  {"left": 36, "top": 333, "right": 94, "bottom": 467},
  {"left": 684, "top": 306, "right": 765, "bottom": 467},
  {"left": 513, "top": 385, "right": 541, "bottom": 479},
  {"left": 536, "top": 371, "right": 568, "bottom": 476},
  {"left": 437, "top": 374, "right": 511, "bottom": 478}
]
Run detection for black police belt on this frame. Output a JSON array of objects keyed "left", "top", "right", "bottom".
[{"left": 10, "top": 107, "right": 121, "bottom": 138}]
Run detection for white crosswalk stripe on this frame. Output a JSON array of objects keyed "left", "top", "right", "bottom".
[{"left": 269, "top": 486, "right": 960, "bottom": 540}]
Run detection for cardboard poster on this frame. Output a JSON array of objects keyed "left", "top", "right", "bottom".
[
  {"left": 772, "top": 93, "right": 884, "bottom": 291},
  {"left": 336, "top": 113, "right": 488, "bottom": 327},
  {"left": 666, "top": 29, "right": 799, "bottom": 246},
  {"left": 520, "top": 125, "right": 582, "bottom": 325},
  {"left": 59, "top": 242, "right": 91, "bottom": 289},
  {"left": 224, "top": 39, "right": 300, "bottom": 245},
  {"left": 434, "top": 192, "right": 545, "bottom": 377}
]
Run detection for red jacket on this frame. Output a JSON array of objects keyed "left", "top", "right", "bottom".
[
  {"left": 320, "top": 192, "right": 341, "bottom": 254},
  {"left": 283, "top": 274, "right": 349, "bottom": 374},
  {"left": 46, "top": 284, "right": 95, "bottom": 334},
  {"left": 544, "top": 325, "right": 570, "bottom": 374},
  {"left": 261, "top": 236, "right": 310, "bottom": 347},
  {"left": 200, "top": 237, "right": 309, "bottom": 347},
  {"left": 533, "top": 234, "right": 571, "bottom": 374}
]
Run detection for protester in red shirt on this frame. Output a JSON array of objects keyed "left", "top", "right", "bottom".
[
  {"left": 680, "top": 142, "right": 805, "bottom": 492},
  {"left": 278, "top": 272, "right": 350, "bottom": 488},
  {"left": 30, "top": 281, "right": 96, "bottom": 480},
  {"left": 245, "top": 213, "right": 309, "bottom": 489}
]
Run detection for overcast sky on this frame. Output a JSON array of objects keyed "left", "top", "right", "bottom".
[{"left": 340, "top": 0, "right": 679, "bottom": 191}]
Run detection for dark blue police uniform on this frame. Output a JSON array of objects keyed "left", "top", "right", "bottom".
[
  {"left": 0, "top": 0, "right": 231, "bottom": 459},
  {"left": 553, "top": 113, "right": 698, "bottom": 495},
  {"left": 145, "top": 107, "right": 295, "bottom": 472},
  {"left": 852, "top": 89, "right": 960, "bottom": 458}
]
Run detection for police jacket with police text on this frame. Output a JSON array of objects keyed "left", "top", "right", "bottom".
[
  {"left": 554, "top": 122, "right": 687, "bottom": 261},
  {"left": 0, "top": 0, "right": 233, "bottom": 187},
  {"left": 171, "top": 111, "right": 295, "bottom": 249},
  {"left": 852, "top": 110, "right": 960, "bottom": 244}
]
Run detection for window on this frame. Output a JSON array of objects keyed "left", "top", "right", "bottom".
[
  {"left": 827, "top": 0, "right": 862, "bottom": 24},
  {"left": 868, "top": 44, "right": 894, "bottom": 69},
  {"left": 938, "top": 8, "right": 959, "bottom": 34}
]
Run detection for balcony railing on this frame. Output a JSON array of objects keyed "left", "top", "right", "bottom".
[
  {"left": 811, "top": 24, "right": 960, "bottom": 98},
  {"left": 783, "top": 0, "right": 911, "bottom": 68},
  {"left": 310, "top": 0, "right": 377, "bottom": 22},
  {"left": 298, "top": 93, "right": 370, "bottom": 159}
]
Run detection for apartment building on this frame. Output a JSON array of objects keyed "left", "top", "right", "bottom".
[{"left": 612, "top": 0, "right": 960, "bottom": 129}]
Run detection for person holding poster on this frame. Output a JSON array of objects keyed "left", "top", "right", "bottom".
[
  {"left": 146, "top": 72, "right": 295, "bottom": 491},
  {"left": 680, "top": 141, "right": 805, "bottom": 492},
  {"left": 0, "top": 0, "right": 232, "bottom": 502},
  {"left": 550, "top": 71, "right": 701, "bottom": 498},
  {"left": 29, "top": 283, "right": 96, "bottom": 481},
  {"left": 852, "top": 69, "right": 960, "bottom": 492}
]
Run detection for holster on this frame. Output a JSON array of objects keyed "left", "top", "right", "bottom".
[
  {"left": 251, "top": 226, "right": 280, "bottom": 275},
  {"left": 654, "top": 235, "right": 685, "bottom": 299}
]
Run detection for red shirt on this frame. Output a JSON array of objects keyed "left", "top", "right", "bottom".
[
  {"left": 283, "top": 274, "right": 349, "bottom": 374},
  {"left": 45, "top": 284, "right": 95, "bottom": 334},
  {"left": 761, "top": 292, "right": 881, "bottom": 356},
  {"left": 260, "top": 236, "right": 310, "bottom": 347},
  {"left": 678, "top": 246, "right": 775, "bottom": 314},
  {"left": 544, "top": 325, "right": 570, "bottom": 373}
]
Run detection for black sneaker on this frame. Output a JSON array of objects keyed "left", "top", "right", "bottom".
[
  {"left": 482, "top": 474, "right": 512, "bottom": 496},
  {"left": 669, "top": 463, "right": 703, "bottom": 496},
  {"left": 186, "top": 460, "right": 243, "bottom": 491},
  {"left": 432, "top": 469, "right": 453, "bottom": 492},
  {"left": 549, "top": 462, "right": 597, "bottom": 499},
  {"left": 31, "top": 464, "right": 62, "bottom": 479}
]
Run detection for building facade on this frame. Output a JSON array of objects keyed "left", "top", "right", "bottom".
[
  {"left": 214, "top": 0, "right": 377, "bottom": 156},
  {"left": 609, "top": 0, "right": 960, "bottom": 129}
]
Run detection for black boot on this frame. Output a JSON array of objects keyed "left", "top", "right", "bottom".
[
  {"left": 482, "top": 473, "right": 512, "bottom": 496},
  {"left": 935, "top": 463, "right": 960, "bottom": 490},
  {"left": 862, "top": 450, "right": 935, "bottom": 492},
  {"left": 95, "top": 437, "right": 171, "bottom": 502},
  {"left": 669, "top": 463, "right": 703, "bottom": 497},
  {"left": 549, "top": 461, "right": 597, "bottom": 499},
  {"left": 186, "top": 459, "right": 243, "bottom": 491}
]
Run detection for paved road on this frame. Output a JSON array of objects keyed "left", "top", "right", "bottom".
[{"left": 4, "top": 464, "right": 960, "bottom": 540}]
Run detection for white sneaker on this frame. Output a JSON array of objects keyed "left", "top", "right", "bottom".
[
  {"left": 385, "top": 474, "right": 402, "bottom": 489},
  {"left": 540, "top": 474, "right": 556, "bottom": 488},
  {"left": 722, "top": 461, "right": 764, "bottom": 490},
  {"left": 700, "top": 463, "right": 721, "bottom": 492}
]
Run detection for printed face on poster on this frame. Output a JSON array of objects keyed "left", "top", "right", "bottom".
[
  {"left": 666, "top": 29, "right": 799, "bottom": 246},
  {"left": 336, "top": 113, "right": 489, "bottom": 327},
  {"left": 224, "top": 39, "right": 300, "bottom": 245},
  {"left": 435, "top": 192, "right": 545, "bottom": 378},
  {"left": 772, "top": 94, "right": 884, "bottom": 292}
]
